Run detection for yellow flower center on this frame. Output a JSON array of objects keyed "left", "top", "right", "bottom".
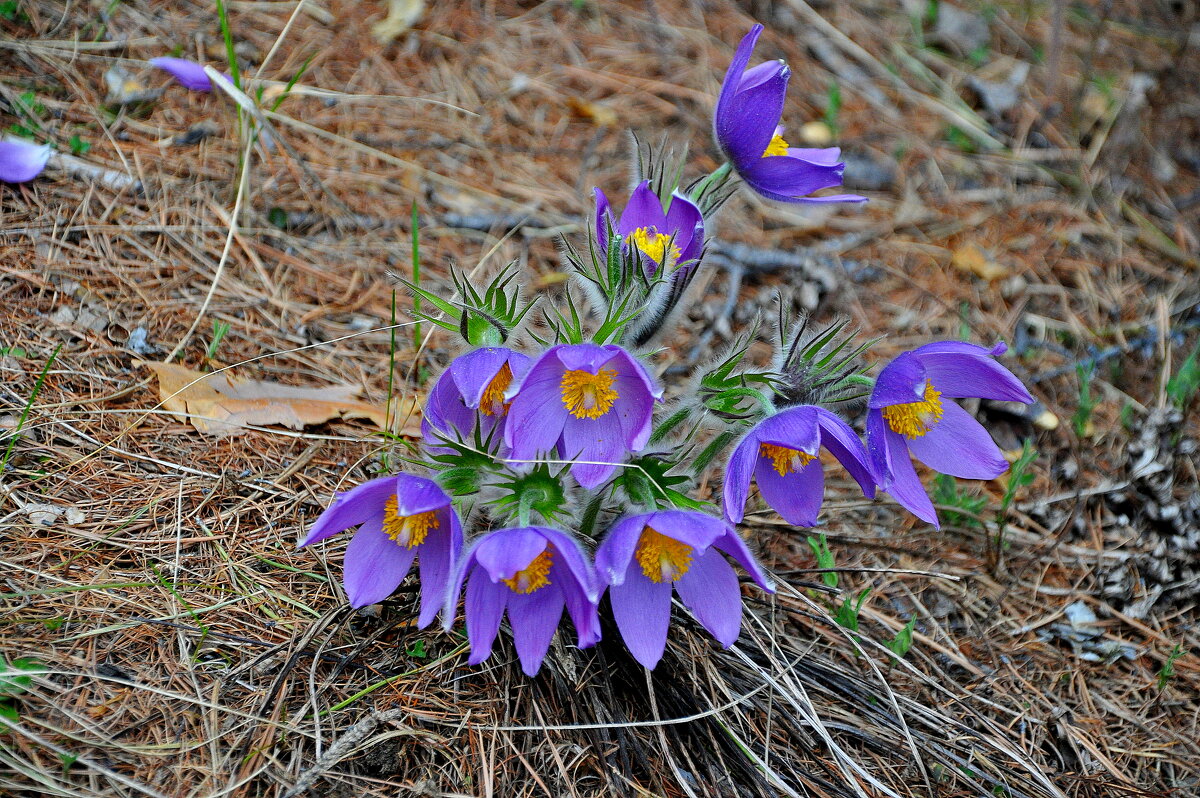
[
  {"left": 881, "top": 381, "right": 944, "bottom": 438},
  {"left": 502, "top": 549, "right": 553, "bottom": 594},
  {"left": 626, "top": 227, "right": 682, "bottom": 272},
  {"left": 479, "top": 362, "right": 514, "bottom": 417},
  {"left": 763, "top": 132, "right": 790, "bottom": 157},
  {"left": 382, "top": 496, "right": 440, "bottom": 549},
  {"left": 560, "top": 367, "right": 619, "bottom": 420},
  {"left": 758, "top": 443, "right": 817, "bottom": 476},
  {"left": 635, "top": 526, "right": 694, "bottom": 583}
]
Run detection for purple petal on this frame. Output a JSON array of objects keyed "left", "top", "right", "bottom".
[
  {"left": 554, "top": 343, "right": 618, "bottom": 373},
  {"left": 416, "top": 520, "right": 455, "bottom": 629},
  {"left": 149, "top": 57, "right": 214, "bottom": 92},
  {"left": 473, "top": 527, "right": 548, "bottom": 582},
  {"left": 906, "top": 401, "right": 1009, "bottom": 480},
  {"left": 881, "top": 426, "right": 939, "bottom": 527},
  {"left": 865, "top": 408, "right": 894, "bottom": 487},
  {"left": 914, "top": 347, "right": 1034, "bottom": 404},
  {"left": 299, "top": 475, "right": 395, "bottom": 547},
  {"left": 643, "top": 510, "right": 727, "bottom": 552},
  {"left": 785, "top": 146, "right": 842, "bottom": 165},
  {"left": 449, "top": 347, "right": 513, "bottom": 408},
  {"left": 393, "top": 473, "right": 451, "bottom": 517},
  {"left": 722, "top": 432, "right": 759, "bottom": 524},
  {"left": 594, "top": 514, "right": 649, "bottom": 587},
  {"left": 869, "top": 352, "right": 928, "bottom": 409},
  {"left": 0, "top": 139, "right": 51, "bottom": 183},
  {"left": 465, "top": 567, "right": 507, "bottom": 665},
  {"left": 714, "top": 26, "right": 790, "bottom": 167},
  {"left": 538, "top": 528, "right": 599, "bottom": 600},
  {"left": 507, "top": 584, "right": 565, "bottom": 675},
  {"left": 675, "top": 550, "right": 742, "bottom": 647},
  {"left": 755, "top": 455, "right": 825, "bottom": 527},
  {"left": 556, "top": 561, "right": 601, "bottom": 648},
  {"left": 781, "top": 193, "right": 868, "bottom": 204},
  {"left": 814, "top": 407, "right": 876, "bottom": 497},
  {"left": 609, "top": 565, "right": 673, "bottom": 669},
  {"left": 740, "top": 155, "right": 848, "bottom": 202},
  {"left": 715, "top": 25, "right": 765, "bottom": 126},
  {"left": 594, "top": 187, "right": 613, "bottom": 252},
  {"left": 712, "top": 529, "right": 774, "bottom": 591},
  {"left": 503, "top": 354, "right": 568, "bottom": 459},
  {"left": 664, "top": 192, "right": 705, "bottom": 266},
  {"left": 616, "top": 180, "right": 668, "bottom": 239},
  {"left": 561, "top": 410, "right": 625, "bottom": 489},
  {"left": 423, "top": 368, "right": 473, "bottom": 442},
  {"left": 343, "top": 515, "right": 416, "bottom": 607}
]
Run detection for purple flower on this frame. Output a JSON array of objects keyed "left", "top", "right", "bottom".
[
  {"left": 866, "top": 341, "right": 1034, "bottom": 527},
  {"left": 714, "top": 25, "right": 865, "bottom": 205},
  {"left": 445, "top": 526, "right": 599, "bottom": 676},
  {"left": 0, "top": 138, "right": 51, "bottom": 183},
  {"left": 724, "top": 405, "right": 876, "bottom": 526},
  {"left": 594, "top": 180, "right": 704, "bottom": 279},
  {"left": 149, "top": 57, "right": 216, "bottom": 92},
  {"left": 503, "top": 344, "right": 662, "bottom": 489},
  {"left": 595, "top": 511, "right": 773, "bottom": 669},
  {"left": 422, "top": 347, "right": 531, "bottom": 447},
  {"left": 299, "top": 473, "right": 462, "bottom": 626}
]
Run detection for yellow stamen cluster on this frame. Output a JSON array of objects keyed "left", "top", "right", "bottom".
[
  {"left": 626, "top": 227, "right": 682, "bottom": 272},
  {"left": 635, "top": 526, "right": 694, "bottom": 583},
  {"left": 758, "top": 443, "right": 817, "bottom": 476},
  {"left": 763, "top": 132, "right": 790, "bottom": 157},
  {"left": 881, "top": 381, "right": 944, "bottom": 438},
  {"left": 560, "top": 367, "right": 619, "bottom": 420},
  {"left": 479, "top": 362, "right": 514, "bottom": 417},
  {"left": 383, "top": 496, "right": 440, "bottom": 549},
  {"left": 503, "top": 549, "right": 553, "bottom": 594}
]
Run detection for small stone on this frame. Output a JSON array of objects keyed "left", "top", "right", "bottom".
[
  {"left": 65, "top": 507, "right": 86, "bottom": 526},
  {"left": 798, "top": 121, "right": 833, "bottom": 147}
]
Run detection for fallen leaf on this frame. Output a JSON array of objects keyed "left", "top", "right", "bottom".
[
  {"left": 566, "top": 96, "right": 617, "bottom": 127},
  {"left": 372, "top": 0, "right": 425, "bottom": 44},
  {"left": 951, "top": 243, "right": 1010, "bottom": 281},
  {"left": 141, "top": 361, "right": 420, "bottom": 437}
]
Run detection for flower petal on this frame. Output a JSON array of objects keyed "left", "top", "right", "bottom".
[
  {"left": 0, "top": 139, "right": 51, "bottom": 183},
  {"left": 644, "top": 510, "right": 727, "bottom": 552},
  {"left": 675, "top": 549, "right": 742, "bottom": 647},
  {"left": 906, "top": 400, "right": 1009, "bottom": 480},
  {"left": 881, "top": 426, "right": 939, "bottom": 527},
  {"left": 594, "top": 187, "right": 613, "bottom": 252},
  {"left": 507, "top": 585, "right": 565, "bottom": 676},
  {"left": 594, "top": 514, "right": 647, "bottom": 587},
  {"left": 343, "top": 516, "right": 416, "bottom": 607},
  {"left": 449, "top": 347, "right": 513, "bottom": 408},
  {"left": 538, "top": 528, "right": 599, "bottom": 600},
  {"left": 722, "top": 431, "right": 759, "bottom": 524},
  {"left": 393, "top": 473, "right": 452, "bottom": 517},
  {"left": 712, "top": 529, "right": 774, "bottom": 592},
  {"left": 714, "top": 25, "right": 765, "bottom": 137},
  {"left": 616, "top": 180, "right": 668, "bottom": 239},
  {"left": 503, "top": 352, "right": 568, "bottom": 459},
  {"left": 149, "top": 57, "right": 214, "bottom": 92},
  {"left": 869, "top": 352, "right": 928, "bottom": 409},
  {"left": 755, "top": 455, "right": 825, "bottom": 527},
  {"left": 299, "top": 475, "right": 396, "bottom": 547},
  {"left": 416, "top": 520, "right": 455, "bottom": 629},
  {"left": 422, "top": 368, "right": 473, "bottom": 443},
  {"left": 914, "top": 346, "right": 1034, "bottom": 403},
  {"left": 740, "top": 154, "right": 850, "bottom": 202},
  {"left": 784, "top": 146, "right": 842, "bottom": 165},
  {"left": 609, "top": 565, "right": 673, "bottom": 669},
  {"left": 556, "top": 561, "right": 601, "bottom": 648},
  {"left": 754, "top": 405, "right": 820, "bottom": 453},
  {"left": 664, "top": 192, "right": 704, "bottom": 266},
  {"left": 814, "top": 407, "right": 876, "bottom": 497},
  {"left": 561, "top": 409, "right": 625, "bottom": 489},
  {"left": 473, "top": 527, "right": 548, "bottom": 582},
  {"left": 465, "top": 567, "right": 507, "bottom": 665}
]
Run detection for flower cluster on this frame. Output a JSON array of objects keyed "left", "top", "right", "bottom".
[{"left": 301, "top": 25, "right": 1035, "bottom": 676}]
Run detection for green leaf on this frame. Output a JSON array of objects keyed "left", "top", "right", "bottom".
[
  {"left": 805, "top": 534, "right": 838, "bottom": 588},
  {"left": 886, "top": 615, "right": 917, "bottom": 659},
  {"left": 0, "top": 657, "right": 40, "bottom": 697},
  {"left": 1167, "top": 344, "right": 1200, "bottom": 409},
  {"left": 834, "top": 588, "right": 870, "bottom": 632}
]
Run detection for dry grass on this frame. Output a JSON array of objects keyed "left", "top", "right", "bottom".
[{"left": 1, "top": 0, "right": 1198, "bottom": 796}]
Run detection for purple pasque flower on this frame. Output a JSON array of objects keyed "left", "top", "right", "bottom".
[
  {"left": 594, "top": 180, "right": 704, "bottom": 279},
  {"left": 503, "top": 344, "right": 662, "bottom": 489},
  {"left": 445, "top": 526, "right": 599, "bottom": 676},
  {"left": 595, "top": 510, "right": 774, "bottom": 669},
  {"left": 866, "top": 341, "right": 1034, "bottom": 527},
  {"left": 299, "top": 473, "right": 462, "bottom": 626},
  {"left": 724, "top": 405, "right": 876, "bottom": 527},
  {"left": 422, "top": 347, "right": 531, "bottom": 447},
  {"left": 0, "top": 138, "right": 51, "bottom": 183},
  {"left": 714, "top": 25, "right": 865, "bottom": 205},
  {"left": 149, "top": 57, "right": 216, "bottom": 92}
]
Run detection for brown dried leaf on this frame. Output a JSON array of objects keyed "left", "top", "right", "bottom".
[
  {"left": 566, "top": 96, "right": 617, "bottom": 127},
  {"left": 952, "top": 243, "right": 1010, "bottom": 281},
  {"left": 141, "top": 361, "right": 420, "bottom": 437}
]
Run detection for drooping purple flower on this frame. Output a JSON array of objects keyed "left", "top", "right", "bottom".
[
  {"left": 714, "top": 25, "right": 865, "bottom": 205},
  {"left": 0, "top": 138, "right": 51, "bottom": 183},
  {"left": 422, "top": 347, "right": 532, "bottom": 448},
  {"left": 866, "top": 341, "right": 1034, "bottom": 527},
  {"left": 299, "top": 473, "right": 462, "bottom": 626},
  {"left": 149, "top": 57, "right": 216, "bottom": 92},
  {"left": 445, "top": 526, "right": 599, "bottom": 676},
  {"left": 724, "top": 405, "right": 876, "bottom": 527},
  {"left": 594, "top": 180, "right": 704, "bottom": 279},
  {"left": 503, "top": 344, "right": 662, "bottom": 489},
  {"left": 595, "top": 511, "right": 774, "bottom": 669}
]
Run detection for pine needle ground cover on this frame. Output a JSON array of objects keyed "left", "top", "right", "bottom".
[{"left": 1, "top": 1, "right": 1197, "bottom": 796}]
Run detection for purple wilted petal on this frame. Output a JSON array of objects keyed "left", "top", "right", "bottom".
[
  {"left": 913, "top": 343, "right": 1034, "bottom": 403},
  {"left": 609, "top": 564, "right": 672, "bottom": 668},
  {"left": 299, "top": 475, "right": 395, "bottom": 547},
  {"left": 507, "top": 586, "right": 565, "bottom": 676},
  {"left": 0, "top": 138, "right": 51, "bottom": 183},
  {"left": 814, "top": 407, "right": 877, "bottom": 496},
  {"left": 343, "top": 514, "right": 417, "bottom": 607},
  {"left": 675, "top": 549, "right": 741, "bottom": 647},
  {"left": 149, "top": 57, "right": 214, "bottom": 92},
  {"left": 465, "top": 567, "right": 507, "bottom": 665},
  {"left": 906, "top": 400, "right": 1008, "bottom": 480},
  {"left": 755, "top": 455, "right": 824, "bottom": 526}
]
